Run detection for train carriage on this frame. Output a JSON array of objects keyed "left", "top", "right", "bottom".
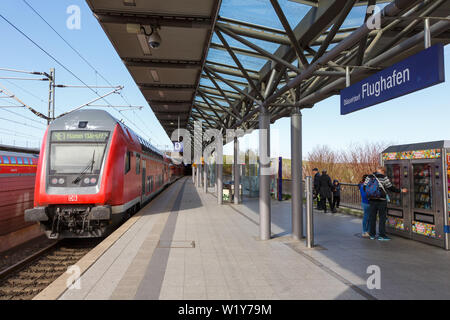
[
  {"left": 0, "top": 146, "right": 39, "bottom": 252},
  {"left": 25, "top": 109, "right": 182, "bottom": 239}
]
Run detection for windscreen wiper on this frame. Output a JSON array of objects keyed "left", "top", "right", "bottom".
[{"left": 72, "top": 150, "right": 95, "bottom": 184}]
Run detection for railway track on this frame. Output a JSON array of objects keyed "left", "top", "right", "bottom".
[{"left": 0, "top": 239, "right": 100, "bottom": 300}]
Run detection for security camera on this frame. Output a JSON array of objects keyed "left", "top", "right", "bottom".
[
  {"left": 140, "top": 26, "right": 162, "bottom": 49},
  {"left": 148, "top": 29, "right": 161, "bottom": 49}
]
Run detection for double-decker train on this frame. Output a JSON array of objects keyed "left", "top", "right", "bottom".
[
  {"left": 25, "top": 109, "right": 183, "bottom": 239},
  {"left": 0, "top": 145, "right": 40, "bottom": 252}
]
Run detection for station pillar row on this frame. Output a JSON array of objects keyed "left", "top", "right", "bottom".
[
  {"left": 291, "top": 108, "right": 304, "bottom": 240},
  {"left": 259, "top": 106, "right": 271, "bottom": 240},
  {"left": 234, "top": 137, "right": 240, "bottom": 204},
  {"left": 217, "top": 163, "right": 223, "bottom": 205},
  {"left": 203, "top": 163, "right": 207, "bottom": 193}
]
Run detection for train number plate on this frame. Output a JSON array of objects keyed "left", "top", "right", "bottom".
[{"left": 68, "top": 195, "right": 78, "bottom": 202}]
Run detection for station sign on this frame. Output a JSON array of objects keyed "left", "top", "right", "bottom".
[{"left": 341, "top": 44, "right": 445, "bottom": 115}]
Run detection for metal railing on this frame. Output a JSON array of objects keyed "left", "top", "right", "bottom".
[{"left": 340, "top": 183, "right": 362, "bottom": 210}]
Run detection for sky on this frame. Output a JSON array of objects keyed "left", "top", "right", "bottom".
[{"left": 0, "top": 0, "right": 449, "bottom": 159}]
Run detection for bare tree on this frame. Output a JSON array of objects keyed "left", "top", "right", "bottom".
[{"left": 304, "top": 142, "right": 391, "bottom": 183}]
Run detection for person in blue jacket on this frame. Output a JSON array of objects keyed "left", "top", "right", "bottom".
[{"left": 358, "top": 174, "right": 370, "bottom": 237}]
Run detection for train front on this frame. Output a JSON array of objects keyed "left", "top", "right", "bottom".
[{"left": 25, "top": 110, "right": 119, "bottom": 239}]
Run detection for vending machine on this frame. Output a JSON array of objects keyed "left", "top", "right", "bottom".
[{"left": 381, "top": 141, "right": 450, "bottom": 249}]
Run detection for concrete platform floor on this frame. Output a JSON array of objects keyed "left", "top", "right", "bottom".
[{"left": 57, "top": 177, "right": 450, "bottom": 300}]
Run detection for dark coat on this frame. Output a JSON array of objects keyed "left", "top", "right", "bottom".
[
  {"left": 332, "top": 180, "right": 341, "bottom": 197},
  {"left": 313, "top": 172, "right": 321, "bottom": 194},
  {"left": 318, "top": 173, "right": 333, "bottom": 198}
]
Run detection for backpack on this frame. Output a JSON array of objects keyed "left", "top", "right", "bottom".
[{"left": 365, "top": 175, "right": 383, "bottom": 199}]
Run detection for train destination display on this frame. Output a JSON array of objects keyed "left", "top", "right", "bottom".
[
  {"left": 50, "top": 131, "right": 110, "bottom": 142},
  {"left": 341, "top": 44, "right": 445, "bottom": 115}
]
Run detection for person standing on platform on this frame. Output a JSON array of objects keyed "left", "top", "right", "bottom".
[
  {"left": 312, "top": 168, "right": 321, "bottom": 210},
  {"left": 318, "top": 170, "right": 333, "bottom": 213},
  {"left": 364, "top": 166, "right": 407, "bottom": 241},
  {"left": 358, "top": 174, "right": 370, "bottom": 238},
  {"left": 331, "top": 179, "right": 341, "bottom": 213}
]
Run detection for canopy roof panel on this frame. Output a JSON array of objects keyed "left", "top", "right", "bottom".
[{"left": 86, "top": 0, "right": 450, "bottom": 144}]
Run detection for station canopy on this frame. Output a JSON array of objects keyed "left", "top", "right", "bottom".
[{"left": 85, "top": 0, "right": 450, "bottom": 142}]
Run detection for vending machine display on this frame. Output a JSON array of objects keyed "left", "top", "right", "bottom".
[
  {"left": 382, "top": 141, "right": 450, "bottom": 249},
  {"left": 387, "top": 165, "right": 402, "bottom": 206},
  {"left": 385, "top": 164, "right": 405, "bottom": 232},
  {"left": 413, "top": 164, "right": 432, "bottom": 210},
  {"left": 447, "top": 153, "right": 450, "bottom": 232}
]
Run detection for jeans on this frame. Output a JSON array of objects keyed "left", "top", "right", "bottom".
[
  {"left": 368, "top": 200, "right": 388, "bottom": 237},
  {"left": 361, "top": 202, "right": 370, "bottom": 233}
]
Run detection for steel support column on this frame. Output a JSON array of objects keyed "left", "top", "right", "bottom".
[
  {"left": 234, "top": 137, "right": 240, "bottom": 204},
  {"left": 204, "top": 163, "right": 208, "bottom": 193},
  {"left": 217, "top": 163, "right": 223, "bottom": 205},
  {"left": 259, "top": 106, "right": 271, "bottom": 240},
  {"left": 291, "top": 107, "right": 303, "bottom": 240},
  {"left": 214, "top": 162, "right": 218, "bottom": 194}
]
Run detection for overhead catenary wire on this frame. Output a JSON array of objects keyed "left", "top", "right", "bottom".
[
  {"left": 0, "top": 107, "right": 47, "bottom": 126},
  {"left": 0, "top": 127, "right": 41, "bottom": 140},
  {"left": 0, "top": 116, "right": 46, "bottom": 130},
  {"left": 21, "top": 0, "right": 157, "bottom": 141},
  {"left": 0, "top": 67, "right": 47, "bottom": 76},
  {"left": 3, "top": 79, "right": 47, "bottom": 105},
  {"left": 0, "top": 11, "right": 153, "bottom": 142}
]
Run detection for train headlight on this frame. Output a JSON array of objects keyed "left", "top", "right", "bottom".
[
  {"left": 83, "top": 177, "right": 90, "bottom": 184},
  {"left": 90, "top": 177, "right": 97, "bottom": 184},
  {"left": 51, "top": 178, "right": 58, "bottom": 184},
  {"left": 58, "top": 178, "right": 65, "bottom": 185}
]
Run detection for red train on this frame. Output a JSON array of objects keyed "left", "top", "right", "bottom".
[
  {"left": 25, "top": 109, "right": 183, "bottom": 239},
  {"left": 0, "top": 145, "right": 40, "bottom": 252}
]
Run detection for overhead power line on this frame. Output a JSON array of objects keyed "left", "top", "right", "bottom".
[
  {"left": 0, "top": 11, "right": 153, "bottom": 141},
  {"left": 0, "top": 116, "right": 45, "bottom": 130},
  {"left": 1, "top": 107, "right": 46, "bottom": 126},
  {"left": 21, "top": 0, "right": 157, "bottom": 141}
]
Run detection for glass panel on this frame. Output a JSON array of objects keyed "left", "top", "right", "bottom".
[
  {"left": 386, "top": 164, "right": 402, "bottom": 206},
  {"left": 3, "top": 156, "right": 9, "bottom": 164},
  {"left": 413, "top": 164, "right": 433, "bottom": 210},
  {"left": 50, "top": 143, "right": 106, "bottom": 174},
  {"left": 23, "top": 158, "right": 29, "bottom": 165},
  {"left": 10, "top": 157, "right": 16, "bottom": 164},
  {"left": 17, "top": 157, "right": 23, "bottom": 164}
]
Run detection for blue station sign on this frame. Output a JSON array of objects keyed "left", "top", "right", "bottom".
[{"left": 341, "top": 44, "right": 445, "bottom": 115}]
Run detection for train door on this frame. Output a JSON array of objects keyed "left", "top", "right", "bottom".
[
  {"left": 409, "top": 159, "right": 445, "bottom": 247},
  {"left": 141, "top": 160, "right": 147, "bottom": 202},
  {"left": 386, "top": 160, "right": 411, "bottom": 238}
]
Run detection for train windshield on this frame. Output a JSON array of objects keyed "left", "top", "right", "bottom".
[{"left": 50, "top": 143, "right": 106, "bottom": 174}]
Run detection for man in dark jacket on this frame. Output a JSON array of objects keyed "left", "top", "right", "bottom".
[
  {"left": 364, "top": 166, "right": 407, "bottom": 241},
  {"left": 312, "top": 168, "right": 321, "bottom": 209},
  {"left": 318, "top": 170, "right": 333, "bottom": 213}
]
